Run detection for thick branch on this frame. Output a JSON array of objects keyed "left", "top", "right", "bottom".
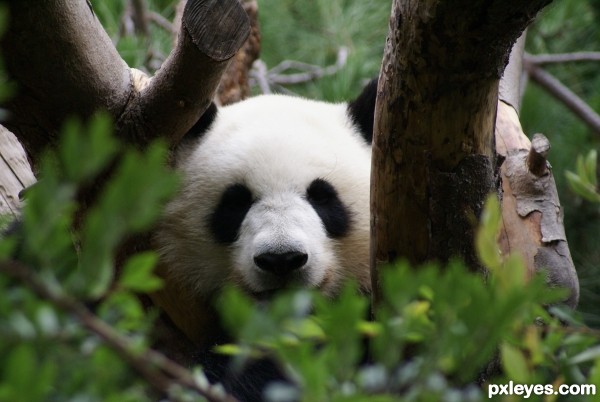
[
  {"left": 2, "top": 0, "right": 250, "bottom": 169},
  {"left": 496, "top": 106, "right": 579, "bottom": 308},
  {"left": 370, "top": 0, "right": 551, "bottom": 303},
  {"left": 2, "top": 0, "right": 131, "bottom": 165},
  {"left": 216, "top": 0, "right": 261, "bottom": 106},
  {"left": 117, "top": 0, "right": 251, "bottom": 146}
]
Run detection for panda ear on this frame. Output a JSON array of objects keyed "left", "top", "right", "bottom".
[
  {"left": 182, "top": 102, "right": 218, "bottom": 142},
  {"left": 347, "top": 78, "right": 378, "bottom": 145}
]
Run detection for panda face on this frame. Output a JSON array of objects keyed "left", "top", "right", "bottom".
[
  {"left": 209, "top": 177, "right": 351, "bottom": 297},
  {"left": 156, "top": 88, "right": 375, "bottom": 301}
]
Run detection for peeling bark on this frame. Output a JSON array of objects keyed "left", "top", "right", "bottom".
[
  {"left": 496, "top": 32, "right": 579, "bottom": 308},
  {"left": 496, "top": 105, "right": 579, "bottom": 308}
]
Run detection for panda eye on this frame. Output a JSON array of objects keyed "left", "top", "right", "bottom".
[
  {"left": 306, "top": 178, "right": 336, "bottom": 205},
  {"left": 306, "top": 179, "right": 350, "bottom": 238},
  {"left": 209, "top": 184, "right": 254, "bottom": 244}
]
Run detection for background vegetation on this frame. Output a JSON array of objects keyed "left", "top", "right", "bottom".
[{"left": 1, "top": 0, "right": 599, "bottom": 401}]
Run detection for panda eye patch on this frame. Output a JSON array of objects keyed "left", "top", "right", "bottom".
[
  {"left": 306, "top": 179, "right": 350, "bottom": 238},
  {"left": 209, "top": 184, "right": 254, "bottom": 244}
]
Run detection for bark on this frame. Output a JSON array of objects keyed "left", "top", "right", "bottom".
[
  {"left": 0, "top": 127, "right": 35, "bottom": 219},
  {"left": 174, "top": 0, "right": 261, "bottom": 106},
  {"left": 370, "top": 0, "right": 552, "bottom": 303},
  {"left": 496, "top": 35, "right": 579, "bottom": 308},
  {"left": 2, "top": 0, "right": 250, "bottom": 170},
  {"left": 216, "top": 0, "right": 260, "bottom": 106}
]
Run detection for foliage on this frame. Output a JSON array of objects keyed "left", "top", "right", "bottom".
[
  {"left": 0, "top": 115, "right": 178, "bottom": 402},
  {"left": 257, "top": 0, "right": 391, "bottom": 101},
  {"left": 566, "top": 150, "right": 600, "bottom": 204}
]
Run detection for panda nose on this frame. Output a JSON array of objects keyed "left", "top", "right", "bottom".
[{"left": 254, "top": 251, "right": 308, "bottom": 275}]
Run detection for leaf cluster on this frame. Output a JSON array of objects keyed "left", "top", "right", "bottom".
[
  {"left": 0, "top": 114, "right": 178, "bottom": 401},
  {"left": 566, "top": 150, "right": 600, "bottom": 203}
]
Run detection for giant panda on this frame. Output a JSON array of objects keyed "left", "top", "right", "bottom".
[{"left": 150, "top": 79, "right": 377, "bottom": 401}]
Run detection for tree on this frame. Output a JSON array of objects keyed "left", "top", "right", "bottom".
[
  {"left": 370, "top": 0, "right": 578, "bottom": 309},
  {"left": 0, "top": 1, "right": 589, "bottom": 400}
]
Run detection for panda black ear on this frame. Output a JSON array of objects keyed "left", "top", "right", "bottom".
[
  {"left": 347, "top": 78, "right": 378, "bottom": 145},
  {"left": 182, "top": 102, "right": 218, "bottom": 142}
]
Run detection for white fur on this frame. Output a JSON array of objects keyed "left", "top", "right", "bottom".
[{"left": 155, "top": 94, "right": 372, "bottom": 299}]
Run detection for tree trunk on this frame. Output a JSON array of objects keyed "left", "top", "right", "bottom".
[{"left": 370, "top": 0, "right": 552, "bottom": 304}]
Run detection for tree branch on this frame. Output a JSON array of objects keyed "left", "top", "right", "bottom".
[
  {"left": 524, "top": 57, "right": 600, "bottom": 136},
  {"left": 248, "top": 48, "right": 349, "bottom": 94},
  {"left": 2, "top": 0, "right": 250, "bottom": 168},
  {"left": 216, "top": 0, "right": 261, "bottom": 106},
  {"left": 526, "top": 51, "right": 600, "bottom": 65},
  {"left": 0, "top": 260, "right": 238, "bottom": 402}
]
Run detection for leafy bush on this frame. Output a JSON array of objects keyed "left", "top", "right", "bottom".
[
  {"left": 0, "top": 115, "right": 178, "bottom": 401},
  {"left": 1, "top": 120, "right": 599, "bottom": 401}
]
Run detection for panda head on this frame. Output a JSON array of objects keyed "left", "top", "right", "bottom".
[{"left": 155, "top": 80, "right": 377, "bottom": 302}]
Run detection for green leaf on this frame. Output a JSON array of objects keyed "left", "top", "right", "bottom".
[
  {"left": 58, "top": 113, "right": 118, "bottom": 184},
  {"left": 500, "top": 343, "right": 530, "bottom": 383},
  {"left": 476, "top": 194, "right": 503, "bottom": 271},
  {"left": 565, "top": 170, "right": 600, "bottom": 203},
  {"left": 570, "top": 345, "right": 600, "bottom": 365},
  {"left": 588, "top": 358, "right": 600, "bottom": 395},
  {"left": 584, "top": 149, "right": 598, "bottom": 187},
  {"left": 73, "top": 140, "right": 177, "bottom": 298},
  {"left": 2, "top": 343, "right": 47, "bottom": 402},
  {"left": 214, "top": 343, "right": 245, "bottom": 356},
  {"left": 118, "top": 252, "right": 163, "bottom": 292}
]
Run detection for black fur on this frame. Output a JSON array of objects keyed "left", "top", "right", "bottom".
[
  {"left": 195, "top": 351, "right": 294, "bottom": 402},
  {"left": 183, "top": 102, "right": 218, "bottom": 141},
  {"left": 347, "top": 78, "right": 378, "bottom": 144},
  {"left": 209, "top": 183, "right": 254, "bottom": 244},
  {"left": 306, "top": 178, "right": 350, "bottom": 238}
]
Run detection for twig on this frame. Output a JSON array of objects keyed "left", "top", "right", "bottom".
[
  {"left": 120, "top": 0, "right": 150, "bottom": 38},
  {"left": 524, "top": 59, "right": 600, "bottom": 136},
  {"left": 526, "top": 51, "right": 600, "bottom": 65},
  {"left": 250, "top": 60, "right": 271, "bottom": 94},
  {"left": 270, "top": 47, "right": 348, "bottom": 85},
  {"left": 249, "top": 47, "right": 349, "bottom": 93},
  {"left": 130, "top": 0, "right": 150, "bottom": 36},
  {"left": 149, "top": 11, "right": 175, "bottom": 35},
  {"left": 0, "top": 261, "right": 238, "bottom": 402}
]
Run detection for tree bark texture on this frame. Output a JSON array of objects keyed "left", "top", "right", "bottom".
[
  {"left": 496, "top": 103, "right": 579, "bottom": 308},
  {"left": 216, "top": 0, "right": 260, "bottom": 106},
  {"left": 370, "top": 0, "right": 552, "bottom": 302},
  {"left": 496, "top": 31, "right": 578, "bottom": 308},
  {"left": 2, "top": 0, "right": 250, "bottom": 171},
  {"left": 0, "top": 127, "right": 35, "bottom": 219},
  {"left": 174, "top": 0, "right": 260, "bottom": 106}
]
